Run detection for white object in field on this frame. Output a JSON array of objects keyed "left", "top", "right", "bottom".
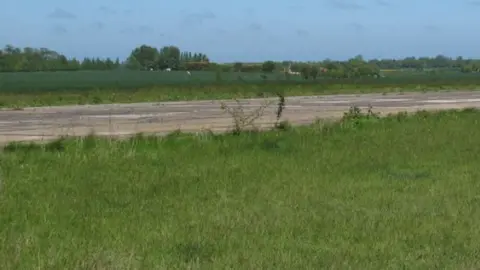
[
  {"left": 284, "top": 63, "right": 300, "bottom": 75},
  {"left": 186, "top": 71, "right": 191, "bottom": 76}
]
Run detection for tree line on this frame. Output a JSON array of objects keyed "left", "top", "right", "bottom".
[
  {"left": 1, "top": 44, "right": 480, "bottom": 75},
  {"left": 0, "top": 45, "right": 121, "bottom": 72},
  {"left": 125, "top": 45, "right": 210, "bottom": 71}
]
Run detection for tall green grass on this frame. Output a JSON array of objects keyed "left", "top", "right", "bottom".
[{"left": 1, "top": 109, "right": 480, "bottom": 268}]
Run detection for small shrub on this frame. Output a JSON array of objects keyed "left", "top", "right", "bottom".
[
  {"left": 274, "top": 92, "right": 286, "bottom": 128},
  {"left": 92, "top": 95, "right": 102, "bottom": 104},
  {"left": 221, "top": 93, "right": 287, "bottom": 134},
  {"left": 341, "top": 105, "right": 380, "bottom": 127},
  {"left": 221, "top": 99, "right": 272, "bottom": 135}
]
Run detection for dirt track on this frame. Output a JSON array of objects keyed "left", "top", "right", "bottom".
[{"left": 2, "top": 91, "right": 480, "bottom": 144}]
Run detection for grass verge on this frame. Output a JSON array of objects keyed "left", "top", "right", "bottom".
[
  {"left": 1, "top": 109, "right": 480, "bottom": 268},
  {"left": 1, "top": 82, "right": 480, "bottom": 109}
]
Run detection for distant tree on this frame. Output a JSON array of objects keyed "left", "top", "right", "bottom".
[
  {"left": 233, "top": 62, "right": 243, "bottom": 72},
  {"left": 290, "top": 63, "right": 303, "bottom": 73},
  {"left": 128, "top": 45, "right": 159, "bottom": 70},
  {"left": 461, "top": 65, "right": 473, "bottom": 73},
  {"left": 67, "top": 58, "right": 81, "bottom": 71},
  {"left": 262, "top": 61, "right": 276, "bottom": 73},
  {"left": 300, "top": 67, "right": 310, "bottom": 80},
  {"left": 281, "top": 61, "right": 291, "bottom": 67},
  {"left": 158, "top": 46, "right": 180, "bottom": 70},
  {"left": 125, "top": 56, "right": 142, "bottom": 70},
  {"left": 5, "top": 42, "right": 480, "bottom": 76},
  {"left": 357, "top": 64, "right": 379, "bottom": 77},
  {"left": 309, "top": 66, "right": 319, "bottom": 79},
  {"left": 0, "top": 45, "right": 114, "bottom": 72}
]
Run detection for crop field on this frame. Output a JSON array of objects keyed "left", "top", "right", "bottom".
[
  {"left": 0, "top": 70, "right": 301, "bottom": 92},
  {"left": 1, "top": 109, "right": 480, "bottom": 268},
  {"left": 1, "top": 70, "right": 480, "bottom": 108},
  {"left": 1, "top": 69, "right": 480, "bottom": 92}
]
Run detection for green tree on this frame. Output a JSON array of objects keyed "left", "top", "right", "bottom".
[
  {"left": 233, "top": 62, "right": 243, "bottom": 72},
  {"left": 158, "top": 46, "right": 181, "bottom": 70},
  {"left": 309, "top": 66, "right": 319, "bottom": 79},
  {"left": 300, "top": 67, "right": 310, "bottom": 80},
  {"left": 461, "top": 65, "right": 473, "bottom": 73},
  {"left": 125, "top": 56, "right": 142, "bottom": 70},
  {"left": 261, "top": 61, "right": 275, "bottom": 73},
  {"left": 0, "top": 44, "right": 119, "bottom": 72},
  {"left": 128, "top": 45, "right": 159, "bottom": 70}
]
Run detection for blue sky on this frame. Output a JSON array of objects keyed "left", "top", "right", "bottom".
[{"left": 1, "top": 0, "right": 479, "bottom": 62}]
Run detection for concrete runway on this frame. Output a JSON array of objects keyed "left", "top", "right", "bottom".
[{"left": 2, "top": 90, "right": 480, "bottom": 144}]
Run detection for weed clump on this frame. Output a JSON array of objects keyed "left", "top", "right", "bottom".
[
  {"left": 341, "top": 105, "right": 380, "bottom": 128},
  {"left": 221, "top": 93, "right": 287, "bottom": 135},
  {"left": 220, "top": 99, "right": 271, "bottom": 135}
]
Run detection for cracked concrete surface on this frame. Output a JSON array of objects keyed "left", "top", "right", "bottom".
[{"left": 2, "top": 90, "right": 480, "bottom": 144}]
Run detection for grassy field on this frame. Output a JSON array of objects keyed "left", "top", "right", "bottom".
[
  {"left": 0, "top": 69, "right": 477, "bottom": 92},
  {"left": 0, "top": 70, "right": 302, "bottom": 92},
  {"left": 0, "top": 70, "right": 297, "bottom": 92},
  {"left": 2, "top": 79, "right": 480, "bottom": 109},
  {"left": 1, "top": 109, "right": 480, "bottom": 268},
  {"left": 1, "top": 70, "right": 480, "bottom": 108}
]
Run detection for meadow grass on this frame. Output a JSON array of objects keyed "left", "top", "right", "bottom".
[{"left": 1, "top": 109, "right": 480, "bottom": 269}]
